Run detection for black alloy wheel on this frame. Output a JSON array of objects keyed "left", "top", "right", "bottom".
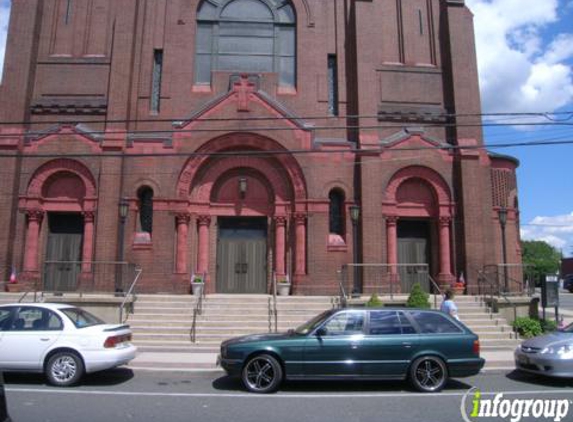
[
  {"left": 409, "top": 355, "right": 448, "bottom": 393},
  {"left": 241, "top": 354, "right": 283, "bottom": 394}
]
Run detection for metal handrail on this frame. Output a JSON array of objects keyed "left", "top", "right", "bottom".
[
  {"left": 190, "top": 272, "right": 207, "bottom": 343},
  {"left": 271, "top": 272, "right": 278, "bottom": 333},
  {"left": 337, "top": 269, "right": 347, "bottom": 308},
  {"left": 119, "top": 266, "right": 142, "bottom": 323},
  {"left": 477, "top": 269, "right": 518, "bottom": 334},
  {"left": 428, "top": 276, "right": 443, "bottom": 310}
]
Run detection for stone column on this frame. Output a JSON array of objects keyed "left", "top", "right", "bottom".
[
  {"left": 274, "top": 216, "right": 287, "bottom": 277},
  {"left": 438, "top": 216, "right": 453, "bottom": 283},
  {"left": 176, "top": 214, "right": 191, "bottom": 274},
  {"left": 23, "top": 210, "right": 44, "bottom": 272},
  {"left": 294, "top": 213, "right": 306, "bottom": 276},
  {"left": 81, "top": 212, "right": 95, "bottom": 273},
  {"left": 386, "top": 216, "right": 398, "bottom": 274},
  {"left": 197, "top": 215, "right": 211, "bottom": 276}
]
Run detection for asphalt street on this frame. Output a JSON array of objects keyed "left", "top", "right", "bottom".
[{"left": 4, "top": 369, "right": 573, "bottom": 422}]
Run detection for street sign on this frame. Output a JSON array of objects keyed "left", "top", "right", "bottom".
[{"left": 542, "top": 274, "right": 559, "bottom": 308}]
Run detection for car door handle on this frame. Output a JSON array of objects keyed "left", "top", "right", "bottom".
[
  {"left": 40, "top": 338, "right": 51, "bottom": 342},
  {"left": 402, "top": 342, "right": 413, "bottom": 348},
  {"left": 350, "top": 343, "right": 359, "bottom": 349}
]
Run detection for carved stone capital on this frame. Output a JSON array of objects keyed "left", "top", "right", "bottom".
[
  {"left": 385, "top": 215, "right": 399, "bottom": 226},
  {"left": 274, "top": 216, "right": 287, "bottom": 226},
  {"left": 176, "top": 213, "right": 191, "bottom": 225},
  {"left": 439, "top": 216, "right": 452, "bottom": 226},
  {"left": 293, "top": 213, "right": 307, "bottom": 224},
  {"left": 26, "top": 209, "right": 44, "bottom": 222},
  {"left": 82, "top": 211, "right": 95, "bottom": 223},
  {"left": 197, "top": 215, "right": 212, "bottom": 227}
]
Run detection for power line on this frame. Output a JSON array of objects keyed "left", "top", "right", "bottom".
[
  {"left": 0, "top": 138, "right": 572, "bottom": 158},
  {"left": 0, "top": 110, "right": 571, "bottom": 127}
]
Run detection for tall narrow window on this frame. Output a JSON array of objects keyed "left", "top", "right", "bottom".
[
  {"left": 327, "top": 54, "right": 339, "bottom": 116},
  {"left": 0, "top": 0, "right": 12, "bottom": 83},
  {"left": 65, "top": 0, "right": 73, "bottom": 25},
  {"left": 329, "top": 189, "right": 345, "bottom": 236},
  {"left": 150, "top": 50, "right": 163, "bottom": 114},
  {"left": 138, "top": 187, "right": 154, "bottom": 235},
  {"left": 195, "top": 0, "right": 296, "bottom": 87}
]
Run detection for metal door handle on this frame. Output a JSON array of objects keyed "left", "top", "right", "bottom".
[
  {"left": 40, "top": 338, "right": 51, "bottom": 342},
  {"left": 402, "top": 342, "right": 412, "bottom": 348},
  {"left": 350, "top": 343, "right": 359, "bottom": 349}
]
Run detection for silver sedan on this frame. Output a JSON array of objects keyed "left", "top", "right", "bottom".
[{"left": 515, "top": 325, "right": 573, "bottom": 378}]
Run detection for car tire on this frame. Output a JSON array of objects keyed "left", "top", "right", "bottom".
[
  {"left": 45, "top": 351, "right": 84, "bottom": 387},
  {"left": 409, "top": 355, "right": 448, "bottom": 393},
  {"left": 241, "top": 354, "right": 283, "bottom": 394},
  {"left": 568, "top": 286, "right": 573, "bottom": 293}
]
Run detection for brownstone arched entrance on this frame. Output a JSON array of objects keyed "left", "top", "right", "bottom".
[
  {"left": 176, "top": 133, "right": 307, "bottom": 293},
  {"left": 19, "top": 159, "right": 97, "bottom": 289},
  {"left": 383, "top": 166, "right": 455, "bottom": 290}
]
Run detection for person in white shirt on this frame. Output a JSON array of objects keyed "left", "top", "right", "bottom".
[{"left": 440, "top": 289, "right": 459, "bottom": 321}]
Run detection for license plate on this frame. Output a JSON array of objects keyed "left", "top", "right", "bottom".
[{"left": 518, "top": 355, "right": 529, "bottom": 365}]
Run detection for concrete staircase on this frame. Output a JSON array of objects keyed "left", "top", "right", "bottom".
[
  {"left": 128, "top": 294, "right": 518, "bottom": 357},
  {"left": 128, "top": 294, "right": 337, "bottom": 353}
]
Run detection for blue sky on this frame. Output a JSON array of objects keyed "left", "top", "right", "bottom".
[{"left": 0, "top": 0, "right": 572, "bottom": 255}]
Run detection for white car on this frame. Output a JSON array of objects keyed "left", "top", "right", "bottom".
[{"left": 0, "top": 303, "right": 137, "bottom": 386}]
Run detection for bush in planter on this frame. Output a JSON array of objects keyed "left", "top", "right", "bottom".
[
  {"left": 512, "top": 317, "right": 542, "bottom": 338},
  {"left": 406, "top": 283, "right": 430, "bottom": 309},
  {"left": 365, "top": 293, "right": 383, "bottom": 308}
]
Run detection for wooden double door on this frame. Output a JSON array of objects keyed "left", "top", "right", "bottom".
[
  {"left": 397, "top": 220, "right": 431, "bottom": 293},
  {"left": 217, "top": 217, "right": 268, "bottom": 294},
  {"left": 44, "top": 213, "right": 84, "bottom": 292}
]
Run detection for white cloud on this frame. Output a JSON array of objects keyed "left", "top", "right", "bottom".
[
  {"left": 466, "top": 0, "right": 573, "bottom": 118},
  {"left": 521, "top": 212, "right": 573, "bottom": 254}
]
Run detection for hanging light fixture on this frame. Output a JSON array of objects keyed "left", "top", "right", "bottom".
[{"left": 239, "top": 177, "right": 247, "bottom": 199}]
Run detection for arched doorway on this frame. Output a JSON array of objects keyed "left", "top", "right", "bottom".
[
  {"left": 177, "top": 133, "right": 308, "bottom": 293},
  {"left": 384, "top": 166, "right": 455, "bottom": 291},
  {"left": 20, "top": 159, "right": 97, "bottom": 290}
]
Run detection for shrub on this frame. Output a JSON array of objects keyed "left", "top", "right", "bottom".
[
  {"left": 512, "top": 317, "right": 542, "bottom": 338},
  {"left": 366, "top": 293, "right": 383, "bottom": 308},
  {"left": 406, "top": 283, "right": 430, "bottom": 309},
  {"left": 541, "top": 319, "right": 558, "bottom": 333}
]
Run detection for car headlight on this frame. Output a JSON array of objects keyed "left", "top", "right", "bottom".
[{"left": 541, "top": 344, "right": 573, "bottom": 356}]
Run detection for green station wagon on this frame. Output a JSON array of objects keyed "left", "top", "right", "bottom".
[{"left": 218, "top": 308, "right": 485, "bottom": 393}]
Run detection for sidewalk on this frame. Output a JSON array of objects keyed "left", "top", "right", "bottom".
[{"left": 128, "top": 349, "right": 518, "bottom": 373}]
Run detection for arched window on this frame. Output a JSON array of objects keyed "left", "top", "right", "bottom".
[
  {"left": 138, "top": 187, "right": 154, "bottom": 235},
  {"left": 329, "top": 189, "right": 345, "bottom": 236},
  {"left": 195, "top": 0, "right": 296, "bottom": 87}
]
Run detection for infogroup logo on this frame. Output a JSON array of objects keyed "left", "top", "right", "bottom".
[{"left": 461, "top": 388, "right": 570, "bottom": 422}]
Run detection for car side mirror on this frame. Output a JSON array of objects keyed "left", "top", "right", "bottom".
[{"left": 315, "top": 327, "right": 327, "bottom": 337}]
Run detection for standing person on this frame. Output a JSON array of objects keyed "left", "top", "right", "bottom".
[{"left": 440, "top": 289, "right": 459, "bottom": 321}]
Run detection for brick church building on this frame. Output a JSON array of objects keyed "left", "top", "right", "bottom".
[{"left": 0, "top": 0, "right": 521, "bottom": 295}]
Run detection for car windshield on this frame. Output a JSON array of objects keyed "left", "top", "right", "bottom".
[
  {"left": 61, "top": 308, "right": 105, "bottom": 329},
  {"left": 294, "top": 310, "right": 334, "bottom": 335}
]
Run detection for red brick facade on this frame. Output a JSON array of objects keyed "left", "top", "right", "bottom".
[{"left": 0, "top": 0, "right": 521, "bottom": 295}]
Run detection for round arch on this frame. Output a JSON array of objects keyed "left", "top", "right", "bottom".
[
  {"left": 177, "top": 132, "right": 307, "bottom": 202},
  {"left": 27, "top": 158, "right": 97, "bottom": 199},
  {"left": 384, "top": 166, "right": 452, "bottom": 218}
]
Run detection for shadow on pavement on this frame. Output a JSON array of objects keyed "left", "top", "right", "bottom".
[
  {"left": 212, "top": 375, "right": 472, "bottom": 394},
  {"left": 505, "top": 370, "right": 573, "bottom": 388},
  {"left": 3, "top": 367, "right": 134, "bottom": 387}
]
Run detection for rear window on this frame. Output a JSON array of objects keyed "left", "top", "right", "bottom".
[
  {"left": 61, "top": 308, "right": 105, "bottom": 329},
  {"left": 409, "top": 311, "right": 463, "bottom": 334}
]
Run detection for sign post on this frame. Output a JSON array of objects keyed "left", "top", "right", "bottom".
[
  {"left": 0, "top": 372, "right": 12, "bottom": 422},
  {"left": 541, "top": 274, "right": 559, "bottom": 323}
]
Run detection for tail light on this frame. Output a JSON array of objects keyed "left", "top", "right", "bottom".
[
  {"left": 473, "top": 339, "right": 480, "bottom": 355},
  {"left": 104, "top": 333, "right": 132, "bottom": 348}
]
